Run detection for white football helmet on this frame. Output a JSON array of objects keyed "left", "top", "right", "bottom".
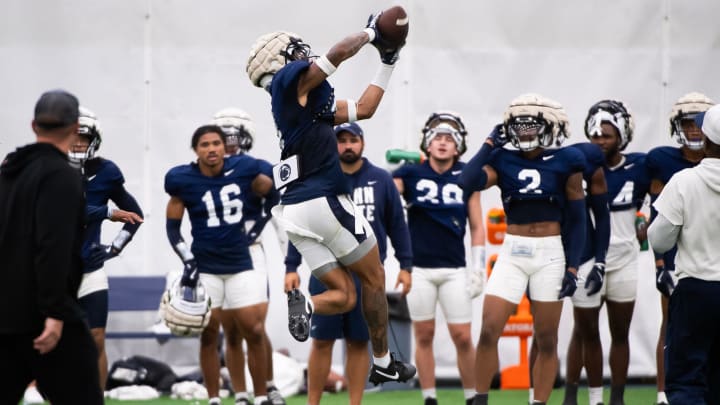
[
  {"left": 160, "top": 277, "right": 211, "bottom": 337},
  {"left": 247, "top": 31, "right": 310, "bottom": 90},
  {"left": 503, "top": 93, "right": 564, "bottom": 151},
  {"left": 669, "top": 92, "right": 715, "bottom": 150},
  {"left": 212, "top": 107, "right": 255, "bottom": 154},
  {"left": 69, "top": 106, "right": 102, "bottom": 166},
  {"left": 584, "top": 99, "right": 635, "bottom": 151},
  {"left": 420, "top": 111, "right": 468, "bottom": 156}
]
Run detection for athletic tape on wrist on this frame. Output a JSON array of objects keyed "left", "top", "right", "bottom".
[
  {"left": 315, "top": 54, "right": 337, "bottom": 77},
  {"left": 363, "top": 28, "right": 376, "bottom": 43},
  {"left": 371, "top": 64, "right": 394, "bottom": 91}
]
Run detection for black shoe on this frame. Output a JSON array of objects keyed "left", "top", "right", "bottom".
[
  {"left": 287, "top": 289, "right": 312, "bottom": 342},
  {"left": 368, "top": 353, "right": 416, "bottom": 385},
  {"left": 424, "top": 398, "right": 438, "bottom": 405},
  {"left": 267, "top": 385, "right": 286, "bottom": 405}
]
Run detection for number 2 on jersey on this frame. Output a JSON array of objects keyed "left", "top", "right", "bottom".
[{"left": 201, "top": 184, "right": 243, "bottom": 227}]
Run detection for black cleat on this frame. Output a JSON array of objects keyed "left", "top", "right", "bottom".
[
  {"left": 368, "top": 353, "right": 416, "bottom": 385},
  {"left": 287, "top": 289, "right": 312, "bottom": 342},
  {"left": 424, "top": 398, "right": 438, "bottom": 405}
]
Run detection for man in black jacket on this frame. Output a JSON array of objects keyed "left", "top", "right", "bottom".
[{"left": 0, "top": 89, "right": 103, "bottom": 404}]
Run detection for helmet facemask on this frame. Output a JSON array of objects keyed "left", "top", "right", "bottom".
[{"left": 506, "top": 115, "right": 554, "bottom": 152}]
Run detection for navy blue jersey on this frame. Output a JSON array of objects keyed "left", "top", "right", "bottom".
[
  {"left": 488, "top": 147, "right": 586, "bottom": 225},
  {"left": 164, "top": 154, "right": 263, "bottom": 274},
  {"left": 270, "top": 60, "right": 348, "bottom": 204},
  {"left": 646, "top": 146, "right": 696, "bottom": 185},
  {"left": 569, "top": 143, "right": 607, "bottom": 263},
  {"left": 82, "top": 158, "right": 143, "bottom": 273},
  {"left": 241, "top": 158, "right": 273, "bottom": 226},
  {"left": 646, "top": 146, "right": 697, "bottom": 269},
  {"left": 393, "top": 161, "right": 467, "bottom": 268},
  {"left": 285, "top": 158, "right": 413, "bottom": 272},
  {"left": 605, "top": 153, "right": 650, "bottom": 212}
]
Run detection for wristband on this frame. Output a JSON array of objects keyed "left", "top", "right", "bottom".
[
  {"left": 472, "top": 245, "right": 486, "bottom": 270},
  {"left": 363, "top": 28, "right": 376, "bottom": 43},
  {"left": 107, "top": 206, "right": 116, "bottom": 219},
  {"left": 111, "top": 229, "right": 132, "bottom": 252},
  {"left": 371, "top": 63, "right": 394, "bottom": 91},
  {"left": 347, "top": 99, "right": 358, "bottom": 123},
  {"left": 315, "top": 54, "right": 337, "bottom": 77}
]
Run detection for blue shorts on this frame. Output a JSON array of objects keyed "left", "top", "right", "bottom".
[
  {"left": 309, "top": 272, "right": 369, "bottom": 342},
  {"left": 79, "top": 289, "right": 109, "bottom": 329}
]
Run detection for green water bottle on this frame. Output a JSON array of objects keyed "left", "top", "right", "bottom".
[
  {"left": 635, "top": 212, "right": 649, "bottom": 251},
  {"left": 386, "top": 149, "right": 425, "bottom": 164}
]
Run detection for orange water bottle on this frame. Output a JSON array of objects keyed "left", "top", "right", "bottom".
[{"left": 487, "top": 207, "right": 507, "bottom": 245}]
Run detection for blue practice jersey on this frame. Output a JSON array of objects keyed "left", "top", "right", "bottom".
[
  {"left": 82, "top": 158, "right": 143, "bottom": 273},
  {"left": 164, "top": 155, "right": 263, "bottom": 274},
  {"left": 646, "top": 146, "right": 698, "bottom": 269},
  {"left": 488, "top": 147, "right": 586, "bottom": 225},
  {"left": 270, "top": 60, "right": 349, "bottom": 204},
  {"left": 569, "top": 143, "right": 607, "bottom": 264},
  {"left": 605, "top": 153, "right": 650, "bottom": 212},
  {"left": 604, "top": 152, "right": 650, "bottom": 263},
  {"left": 286, "top": 158, "right": 413, "bottom": 272},
  {"left": 393, "top": 160, "right": 467, "bottom": 268}
]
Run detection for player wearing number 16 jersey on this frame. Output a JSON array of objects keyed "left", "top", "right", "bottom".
[{"left": 164, "top": 125, "right": 275, "bottom": 405}]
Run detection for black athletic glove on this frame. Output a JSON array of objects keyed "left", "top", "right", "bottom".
[
  {"left": 365, "top": 12, "right": 402, "bottom": 65},
  {"left": 558, "top": 269, "right": 578, "bottom": 299},
  {"left": 181, "top": 259, "right": 199, "bottom": 289},
  {"left": 487, "top": 124, "right": 508, "bottom": 148},
  {"left": 85, "top": 244, "right": 118, "bottom": 269},
  {"left": 584, "top": 262, "right": 605, "bottom": 296},
  {"left": 656, "top": 265, "right": 675, "bottom": 297}
]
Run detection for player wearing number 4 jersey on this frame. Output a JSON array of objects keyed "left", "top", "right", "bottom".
[
  {"left": 164, "top": 125, "right": 276, "bottom": 405},
  {"left": 459, "top": 94, "right": 586, "bottom": 405},
  {"left": 247, "top": 9, "right": 415, "bottom": 386},
  {"left": 565, "top": 100, "right": 650, "bottom": 405},
  {"left": 393, "top": 111, "right": 485, "bottom": 405}
]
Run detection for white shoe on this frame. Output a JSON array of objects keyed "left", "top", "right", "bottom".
[{"left": 23, "top": 386, "right": 44, "bottom": 404}]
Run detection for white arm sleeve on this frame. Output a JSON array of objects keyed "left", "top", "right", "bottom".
[{"left": 647, "top": 213, "right": 681, "bottom": 254}]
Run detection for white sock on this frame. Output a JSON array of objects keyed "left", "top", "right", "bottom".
[
  {"left": 589, "top": 386, "right": 603, "bottom": 405},
  {"left": 209, "top": 397, "right": 221, "bottom": 405},
  {"left": 373, "top": 352, "right": 391, "bottom": 368},
  {"left": 528, "top": 388, "right": 534, "bottom": 403},
  {"left": 464, "top": 388, "right": 476, "bottom": 400},
  {"left": 657, "top": 391, "right": 668, "bottom": 403},
  {"left": 254, "top": 395, "right": 268, "bottom": 405},
  {"left": 266, "top": 380, "right": 275, "bottom": 388},
  {"left": 422, "top": 388, "right": 436, "bottom": 399},
  {"left": 235, "top": 392, "right": 248, "bottom": 400}
]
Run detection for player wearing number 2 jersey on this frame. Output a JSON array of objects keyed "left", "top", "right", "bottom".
[
  {"left": 164, "top": 125, "right": 275, "bottom": 405},
  {"left": 460, "top": 94, "right": 586, "bottom": 405}
]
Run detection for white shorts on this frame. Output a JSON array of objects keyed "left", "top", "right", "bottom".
[
  {"left": 78, "top": 268, "right": 109, "bottom": 299},
  {"left": 485, "top": 234, "right": 565, "bottom": 304},
  {"left": 249, "top": 242, "right": 267, "bottom": 274},
  {"left": 406, "top": 267, "right": 472, "bottom": 323},
  {"left": 272, "top": 195, "right": 376, "bottom": 278},
  {"left": 201, "top": 269, "right": 268, "bottom": 310},
  {"left": 572, "top": 257, "right": 638, "bottom": 308}
]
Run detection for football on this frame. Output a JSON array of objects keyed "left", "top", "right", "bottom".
[{"left": 376, "top": 6, "right": 409, "bottom": 48}]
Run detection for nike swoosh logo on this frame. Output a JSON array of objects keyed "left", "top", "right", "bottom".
[
  {"left": 374, "top": 369, "right": 399, "bottom": 380},
  {"left": 224, "top": 169, "right": 234, "bottom": 176},
  {"left": 451, "top": 170, "right": 462, "bottom": 175},
  {"left": 87, "top": 174, "right": 97, "bottom": 182},
  {"left": 368, "top": 180, "right": 377, "bottom": 185},
  {"left": 624, "top": 163, "right": 635, "bottom": 169},
  {"left": 542, "top": 155, "right": 554, "bottom": 161}
]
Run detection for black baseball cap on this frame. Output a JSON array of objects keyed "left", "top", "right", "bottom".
[
  {"left": 34, "top": 89, "right": 80, "bottom": 129},
  {"left": 333, "top": 122, "right": 364, "bottom": 138}
]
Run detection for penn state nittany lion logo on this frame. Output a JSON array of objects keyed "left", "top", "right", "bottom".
[{"left": 279, "top": 163, "right": 292, "bottom": 181}]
